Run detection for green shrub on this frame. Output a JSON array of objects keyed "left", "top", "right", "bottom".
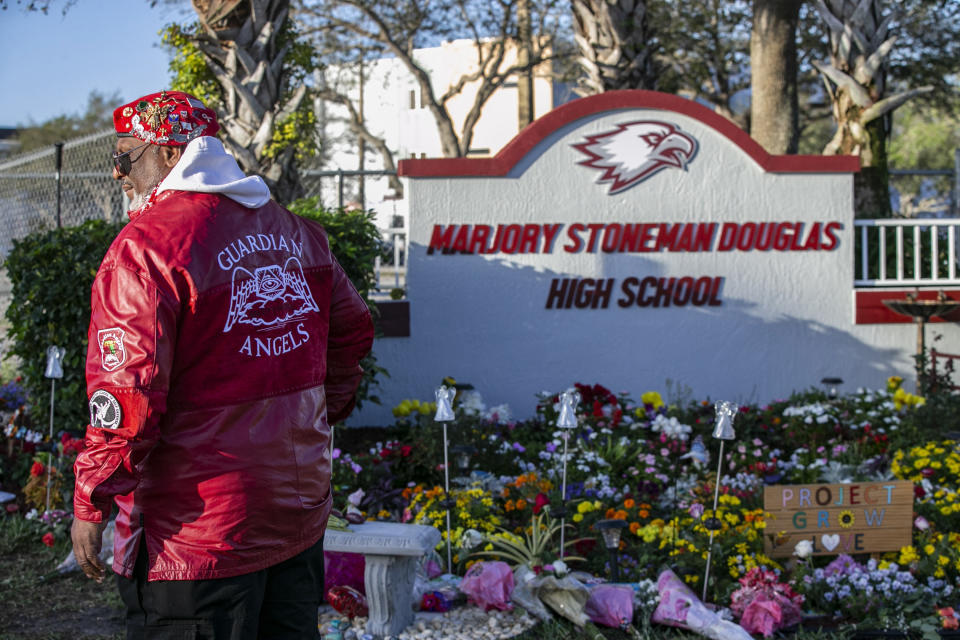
[
  {"left": 287, "top": 197, "right": 390, "bottom": 411},
  {"left": 4, "top": 220, "right": 124, "bottom": 433}
]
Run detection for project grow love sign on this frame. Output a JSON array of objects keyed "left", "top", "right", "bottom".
[{"left": 762, "top": 481, "right": 914, "bottom": 558}]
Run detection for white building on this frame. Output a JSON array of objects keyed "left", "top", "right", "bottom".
[{"left": 313, "top": 38, "right": 562, "bottom": 227}]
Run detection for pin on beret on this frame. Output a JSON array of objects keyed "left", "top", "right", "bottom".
[{"left": 113, "top": 90, "right": 220, "bottom": 145}]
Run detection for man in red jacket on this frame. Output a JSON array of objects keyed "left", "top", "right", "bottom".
[{"left": 70, "top": 90, "right": 374, "bottom": 638}]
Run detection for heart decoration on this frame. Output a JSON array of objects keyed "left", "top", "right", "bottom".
[{"left": 821, "top": 534, "right": 840, "bottom": 551}]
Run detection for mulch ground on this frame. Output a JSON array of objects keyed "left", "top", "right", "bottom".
[{"left": 0, "top": 543, "right": 124, "bottom": 640}]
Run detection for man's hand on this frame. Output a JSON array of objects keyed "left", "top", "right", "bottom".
[{"left": 71, "top": 518, "right": 108, "bottom": 582}]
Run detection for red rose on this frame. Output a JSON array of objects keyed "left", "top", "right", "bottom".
[
  {"left": 400, "top": 445, "right": 412, "bottom": 457},
  {"left": 533, "top": 493, "right": 550, "bottom": 515},
  {"left": 574, "top": 538, "right": 597, "bottom": 556},
  {"left": 30, "top": 462, "right": 44, "bottom": 477},
  {"left": 42, "top": 532, "right": 55, "bottom": 547}
]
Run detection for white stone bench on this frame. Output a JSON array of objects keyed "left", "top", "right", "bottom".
[{"left": 324, "top": 521, "right": 441, "bottom": 638}]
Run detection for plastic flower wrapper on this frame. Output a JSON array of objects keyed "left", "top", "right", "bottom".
[
  {"left": 651, "top": 569, "right": 753, "bottom": 640},
  {"left": 537, "top": 573, "right": 591, "bottom": 627},
  {"left": 460, "top": 561, "right": 515, "bottom": 611},
  {"left": 585, "top": 584, "right": 634, "bottom": 629},
  {"left": 511, "top": 564, "right": 553, "bottom": 622},
  {"left": 324, "top": 551, "right": 365, "bottom": 595}
]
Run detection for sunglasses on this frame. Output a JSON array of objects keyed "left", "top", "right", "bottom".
[{"left": 111, "top": 142, "right": 152, "bottom": 176}]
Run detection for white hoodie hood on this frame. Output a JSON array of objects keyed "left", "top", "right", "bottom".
[{"left": 156, "top": 136, "right": 272, "bottom": 208}]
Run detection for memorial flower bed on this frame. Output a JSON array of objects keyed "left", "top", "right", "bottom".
[
  {"left": 3, "top": 374, "right": 960, "bottom": 638},
  {"left": 323, "top": 377, "right": 960, "bottom": 638}
]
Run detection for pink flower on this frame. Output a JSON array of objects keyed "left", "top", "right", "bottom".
[
  {"left": 740, "top": 593, "right": 781, "bottom": 637},
  {"left": 915, "top": 516, "right": 930, "bottom": 531}
]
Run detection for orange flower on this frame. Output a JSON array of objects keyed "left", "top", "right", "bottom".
[
  {"left": 605, "top": 508, "right": 616, "bottom": 519},
  {"left": 638, "top": 509, "right": 650, "bottom": 519},
  {"left": 614, "top": 509, "right": 628, "bottom": 520},
  {"left": 623, "top": 498, "right": 636, "bottom": 509},
  {"left": 501, "top": 488, "right": 511, "bottom": 498},
  {"left": 940, "top": 608, "right": 958, "bottom": 630},
  {"left": 402, "top": 488, "right": 413, "bottom": 500},
  {"left": 505, "top": 500, "right": 515, "bottom": 512},
  {"left": 629, "top": 522, "right": 640, "bottom": 535},
  {"left": 516, "top": 499, "right": 527, "bottom": 511}
]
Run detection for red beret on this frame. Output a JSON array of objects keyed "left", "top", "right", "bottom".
[{"left": 113, "top": 90, "right": 220, "bottom": 146}]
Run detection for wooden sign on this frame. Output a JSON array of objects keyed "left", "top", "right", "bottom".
[{"left": 762, "top": 481, "right": 914, "bottom": 557}]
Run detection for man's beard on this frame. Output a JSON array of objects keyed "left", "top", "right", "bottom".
[{"left": 128, "top": 163, "right": 167, "bottom": 211}]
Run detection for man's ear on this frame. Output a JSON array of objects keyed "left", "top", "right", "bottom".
[{"left": 160, "top": 145, "right": 183, "bottom": 169}]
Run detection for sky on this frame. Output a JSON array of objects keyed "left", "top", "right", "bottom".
[{"left": 0, "top": 0, "right": 193, "bottom": 127}]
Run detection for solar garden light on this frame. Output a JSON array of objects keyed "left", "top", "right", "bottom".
[
  {"left": 434, "top": 385, "right": 456, "bottom": 574},
  {"left": 556, "top": 389, "right": 581, "bottom": 558},
  {"left": 43, "top": 346, "right": 65, "bottom": 514},
  {"left": 595, "top": 518, "right": 628, "bottom": 582},
  {"left": 450, "top": 444, "right": 476, "bottom": 487},
  {"left": 821, "top": 376, "right": 843, "bottom": 399},
  {"left": 702, "top": 400, "right": 738, "bottom": 602}
]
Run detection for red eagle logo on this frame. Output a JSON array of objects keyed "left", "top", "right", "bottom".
[{"left": 572, "top": 120, "right": 698, "bottom": 194}]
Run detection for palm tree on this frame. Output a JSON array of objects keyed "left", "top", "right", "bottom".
[
  {"left": 812, "top": 0, "right": 931, "bottom": 217},
  {"left": 571, "top": 0, "right": 657, "bottom": 95},
  {"left": 187, "top": 0, "right": 311, "bottom": 204}
]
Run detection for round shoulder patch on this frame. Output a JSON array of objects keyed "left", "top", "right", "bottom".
[{"left": 89, "top": 390, "right": 122, "bottom": 430}]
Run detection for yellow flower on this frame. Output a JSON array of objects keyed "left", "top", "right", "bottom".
[
  {"left": 641, "top": 391, "right": 664, "bottom": 410},
  {"left": 899, "top": 546, "right": 919, "bottom": 564},
  {"left": 572, "top": 513, "right": 583, "bottom": 523},
  {"left": 925, "top": 544, "right": 937, "bottom": 556},
  {"left": 838, "top": 510, "right": 855, "bottom": 529},
  {"left": 887, "top": 376, "right": 903, "bottom": 392}
]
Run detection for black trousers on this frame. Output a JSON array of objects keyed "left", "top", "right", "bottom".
[{"left": 117, "top": 537, "right": 324, "bottom": 640}]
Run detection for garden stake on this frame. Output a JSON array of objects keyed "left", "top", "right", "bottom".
[
  {"left": 44, "top": 346, "right": 65, "bottom": 514},
  {"left": 433, "top": 385, "right": 456, "bottom": 574},
  {"left": 556, "top": 389, "right": 580, "bottom": 558},
  {"left": 701, "top": 400, "right": 738, "bottom": 603}
]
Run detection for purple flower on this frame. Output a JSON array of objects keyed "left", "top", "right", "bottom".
[
  {"left": 332, "top": 448, "right": 342, "bottom": 460},
  {"left": 350, "top": 462, "right": 363, "bottom": 474},
  {"left": 546, "top": 442, "right": 557, "bottom": 453},
  {"left": 824, "top": 554, "right": 858, "bottom": 577},
  {"left": 512, "top": 442, "right": 526, "bottom": 453},
  {"left": 689, "top": 503, "right": 705, "bottom": 519}
]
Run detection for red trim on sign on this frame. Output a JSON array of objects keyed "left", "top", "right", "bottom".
[
  {"left": 399, "top": 90, "right": 860, "bottom": 177},
  {"left": 855, "top": 289, "right": 960, "bottom": 324}
]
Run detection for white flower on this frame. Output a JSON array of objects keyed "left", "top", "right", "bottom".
[
  {"left": 459, "top": 528, "right": 484, "bottom": 550},
  {"left": 552, "top": 560, "right": 569, "bottom": 576},
  {"left": 347, "top": 488, "right": 365, "bottom": 507},
  {"left": 793, "top": 539, "right": 814, "bottom": 559}
]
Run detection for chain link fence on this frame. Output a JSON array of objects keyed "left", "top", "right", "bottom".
[{"left": 0, "top": 129, "right": 125, "bottom": 258}]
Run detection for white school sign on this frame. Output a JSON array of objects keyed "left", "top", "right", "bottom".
[{"left": 352, "top": 91, "right": 959, "bottom": 425}]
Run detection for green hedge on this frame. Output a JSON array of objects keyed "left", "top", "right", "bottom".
[{"left": 4, "top": 220, "right": 125, "bottom": 433}]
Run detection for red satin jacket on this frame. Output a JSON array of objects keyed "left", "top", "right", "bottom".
[{"left": 73, "top": 190, "right": 374, "bottom": 580}]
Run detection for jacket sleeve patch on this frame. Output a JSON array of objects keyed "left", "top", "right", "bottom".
[
  {"left": 89, "top": 390, "right": 122, "bottom": 430},
  {"left": 97, "top": 327, "right": 127, "bottom": 371}
]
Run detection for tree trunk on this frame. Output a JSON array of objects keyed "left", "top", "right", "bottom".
[
  {"left": 572, "top": 0, "right": 656, "bottom": 95},
  {"left": 749, "top": 0, "right": 801, "bottom": 154},
  {"left": 855, "top": 118, "right": 892, "bottom": 217},
  {"left": 190, "top": 0, "right": 306, "bottom": 205},
  {"left": 517, "top": 0, "right": 534, "bottom": 130}
]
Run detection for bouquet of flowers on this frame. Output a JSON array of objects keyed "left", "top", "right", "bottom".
[{"left": 728, "top": 567, "right": 803, "bottom": 637}]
